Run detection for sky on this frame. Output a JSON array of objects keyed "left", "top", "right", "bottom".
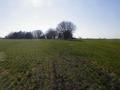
[{"left": 0, "top": 0, "right": 120, "bottom": 38}]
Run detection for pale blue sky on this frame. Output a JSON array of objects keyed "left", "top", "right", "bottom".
[{"left": 0, "top": 0, "right": 120, "bottom": 38}]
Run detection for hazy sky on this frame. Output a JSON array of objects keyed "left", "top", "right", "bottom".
[{"left": 0, "top": 0, "right": 120, "bottom": 38}]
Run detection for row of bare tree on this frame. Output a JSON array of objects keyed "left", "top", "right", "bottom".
[{"left": 5, "top": 21, "right": 76, "bottom": 39}]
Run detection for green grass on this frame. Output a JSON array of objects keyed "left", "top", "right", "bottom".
[{"left": 0, "top": 39, "right": 120, "bottom": 90}]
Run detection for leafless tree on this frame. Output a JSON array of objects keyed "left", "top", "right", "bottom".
[
  {"left": 32, "top": 30, "right": 44, "bottom": 39},
  {"left": 46, "top": 29, "right": 58, "bottom": 39},
  {"left": 56, "top": 21, "right": 76, "bottom": 39}
]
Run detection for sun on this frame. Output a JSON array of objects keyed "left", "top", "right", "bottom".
[
  {"left": 28, "top": 0, "right": 53, "bottom": 8},
  {"left": 29, "top": 0, "right": 44, "bottom": 8}
]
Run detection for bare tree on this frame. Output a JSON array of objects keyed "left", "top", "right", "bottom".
[
  {"left": 32, "top": 30, "right": 44, "bottom": 39},
  {"left": 56, "top": 21, "right": 76, "bottom": 39},
  {"left": 46, "top": 29, "right": 58, "bottom": 39},
  {"left": 25, "top": 32, "right": 33, "bottom": 39}
]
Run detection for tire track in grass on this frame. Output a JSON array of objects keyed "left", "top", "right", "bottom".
[
  {"left": 51, "top": 60, "right": 59, "bottom": 90},
  {"left": 0, "top": 52, "right": 6, "bottom": 61},
  {"left": 0, "top": 52, "right": 6, "bottom": 68}
]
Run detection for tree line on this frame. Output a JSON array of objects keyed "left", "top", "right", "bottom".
[{"left": 5, "top": 21, "right": 76, "bottom": 39}]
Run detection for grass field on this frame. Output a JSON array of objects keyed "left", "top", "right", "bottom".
[{"left": 0, "top": 39, "right": 120, "bottom": 90}]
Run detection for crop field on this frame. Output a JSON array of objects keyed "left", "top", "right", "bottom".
[{"left": 0, "top": 39, "right": 120, "bottom": 90}]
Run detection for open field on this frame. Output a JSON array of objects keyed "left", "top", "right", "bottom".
[{"left": 0, "top": 39, "right": 120, "bottom": 90}]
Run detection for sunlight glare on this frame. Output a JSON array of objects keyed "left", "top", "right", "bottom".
[{"left": 29, "top": 0, "right": 53, "bottom": 8}]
